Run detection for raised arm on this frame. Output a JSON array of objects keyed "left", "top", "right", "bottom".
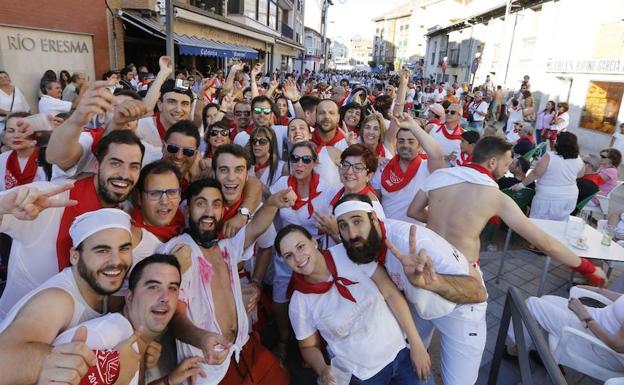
[
  {"left": 243, "top": 188, "right": 296, "bottom": 249},
  {"left": 225, "top": 62, "right": 244, "bottom": 91},
  {"left": 47, "top": 81, "right": 116, "bottom": 170},
  {"left": 221, "top": 176, "right": 264, "bottom": 238},
  {"left": 143, "top": 56, "right": 173, "bottom": 114},
  {"left": 392, "top": 68, "right": 409, "bottom": 116},
  {"left": 250, "top": 63, "right": 263, "bottom": 99},
  {"left": 393, "top": 113, "right": 445, "bottom": 172},
  {"left": 282, "top": 78, "right": 304, "bottom": 119}
]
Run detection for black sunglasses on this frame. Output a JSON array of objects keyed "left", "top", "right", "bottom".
[
  {"left": 251, "top": 137, "right": 270, "bottom": 146},
  {"left": 166, "top": 144, "right": 196, "bottom": 157},
  {"left": 235, "top": 110, "right": 251, "bottom": 116},
  {"left": 289, "top": 154, "right": 314, "bottom": 164},
  {"left": 209, "top": 129, "right": 230, "bottom": 137},
  {"left": 446, "top": 110, "right": 458, "bottom": 115}
]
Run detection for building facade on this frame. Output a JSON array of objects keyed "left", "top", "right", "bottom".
[
  {"left": 424, "top": 0, "right": 624, "bottom": 153},
  {"left": 372, "top": 3, "right": 412, "bottom": 70},
  {"left": 348, "top": 36, "right": 373, "bottom": 66},
  {"left": 294, "top": 0, "right": 332, "bottom": 72}
]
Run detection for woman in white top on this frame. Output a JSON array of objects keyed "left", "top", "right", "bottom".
[
  {"left": 275, "top": 225, "right": 431, "bottom": 385},
  {"left": 359, "top": 113, "right": 395, "bottom": 161},
  {"left": 269, "top": 141, "right": 330, "bottom": 360},
  {"left": 505, "top": 98, "right": 524, "bottom": 134},
  {"left": 248, "top": 126, "right": 285, "bottom": 196},
  {"left": 535, "top": 101, "right": 556, "bottom": 144},
  {"left": 544, "top": 102, "right": 570, "bottom": 149},
  {"left": 515, "top": 132, "right": 584, "bottom": 221},
  {"left": 0, "top": 71, "right": 30, "bottom": 133}
]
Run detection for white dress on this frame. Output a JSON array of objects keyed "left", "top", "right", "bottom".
[{"left": 530, "top": 152, "right": 583, "bottom": 221}]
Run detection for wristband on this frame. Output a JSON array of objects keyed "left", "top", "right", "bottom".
[
  {"left": 572, "top": 258, "right": 605, "bottom": 286},
  {"left": 79, "top": 349, "right": 121, "bottom": 385},
  {"left": 292, "top": 98, "right": 300, "bottom": 104}
]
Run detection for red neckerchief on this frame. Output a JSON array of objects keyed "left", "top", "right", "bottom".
[
  {"left": 288, "top": 173, "right": 321, "bottom": 218},
  {"left": 87, "top": 127, "right": 106, "bottom": 153},
  {"left": 131, "top": 207, "right": 184, "bottom": 242},
  {"left": 56, "top": 176, "right": 102, "bottom": 270},
  {"left": 377, "top": 221, "right": 388, "bottom": 265},
  {"left": 6, "top": 149, "right": 39, "bottom": 189},
  {"left": 462, "top": 162, "right": 495, "bottom": 181},
  {"left": 281, "top": 116, "right": 289, "bottom": 125},
  {"left": 291, "top": 250, "right": 358, "bottom": 303},
  {"left": 381, "top": 155, "right": 423, "bottom": 192},
  {"left": 311, "top": 130, "right": 344, "bottom": 152},
  {"left": 330, "top": 184, "right": 377, "bottom": 208},
  {"left": 459, "top": 152, "right": 472, "bottom": 166},
  {"left": 463, "top": 163, "right": 499, "bottom": 225},
  {"left": 375, "top": 142, "right": 386, "bottom": 158},
  {"left": 436, "top": 123, "right": 464, "bottom": 141},
  {"left": 583, "top": 173, "right": 604, "bottom": 186},
  {"left": 154, "top": 113, "right": 167, "bottom": 141},
  {"left": 428, "top": 118, "right": 442, "bottom": 126},
  {"left": 222, "top": 196, "right": 243, "bottom": 223},
  {"left": 254, "top": 159, "right": 270, "bottom": 174}
]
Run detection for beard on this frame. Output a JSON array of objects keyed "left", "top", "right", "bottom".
[
  {"left": 97, "top": 173, "right": 134, "bottom": 205},
  {"left": 186, "top": 215, "right": 219, "bottom": 248},
  {"left": 343, "top": 226, "right": 382, "bottom": 264},
  {"left": 77, "top": 256, "right": 128, "bottom": 295}
]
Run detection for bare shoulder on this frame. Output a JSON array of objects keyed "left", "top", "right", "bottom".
[{"left": 0, "top": 288, "right": 75, "bottom": 343}]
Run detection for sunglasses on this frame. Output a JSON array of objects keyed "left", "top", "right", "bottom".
[
  {"left": 251, "top": 137, "right": 270, "bottom": 146},
  {"left": 600, "top": 155, "right": 608, "bottom": 159},
  {"left": 143, "top": 188, "right": 182, "bottom": 201},
  {"left": 166, "top": 144, "right": 196, "bottom": 157},
  {"left": 209, "top": 129, "right": 230, "bottom": 137},
  {"left": 253, "top": 107, "right": 273, "bottom": 115},
  {"left": 289, "top": 154, "right": 314, "bottom": 164},
  {"left": 235, "top": 110, "right": 251, "bottom": 116},
  {"left": 446, "top": 110, "right": 459, "bottom": 115}
]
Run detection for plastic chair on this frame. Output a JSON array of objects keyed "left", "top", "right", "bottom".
[
  {"left": 495, "top": 188, "right": 536, "bottom": 283},
  {"left": 548, "top": 287, "right": 624, "bottom": 382},
  {"left": 605, "top": 377, "right": 624, "bottom": 385},
  {"left": 584, "top": 182, "right": 624, "bottom": 221},
  {"left": 523, "top": 142, "right": 547, "bottom": 163}
]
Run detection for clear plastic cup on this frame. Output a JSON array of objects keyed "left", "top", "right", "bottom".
[{"left": 330, "top": 357, "right": 353, "bottom": 385}]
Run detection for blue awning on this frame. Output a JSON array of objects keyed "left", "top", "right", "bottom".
[{"left": 119, "top": 10, "right": 258, "bottom": 60}]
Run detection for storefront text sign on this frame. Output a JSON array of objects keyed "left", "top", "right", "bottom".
[
  {"left": 6, "top": 33, "right": 90, "bottom": 54},
  {"left": 546, "top": 58, "right": 624, "bottom": 75}
]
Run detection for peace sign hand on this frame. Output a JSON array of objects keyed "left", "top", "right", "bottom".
[
  {"left": 338, "top": 122, "right": 358, "bottom": 146},
  {"left": 1, "top": 183, "right": 77, "bottom": 220},
  {"left": 385, "top": 225, "right": 437, "bottom": 288}
]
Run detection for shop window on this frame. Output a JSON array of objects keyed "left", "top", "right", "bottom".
[
  {"left": 258, "top": 0, "right": 268, "bottom": 25},
  {"left": 244, "top": 0, "right": 257, "bottom": 19},
  {"left": 269, "top": 1, "right": 277, "bottom": 30},
  {"left": 580, "top": 81, "right": 624, "bottom": 134}
]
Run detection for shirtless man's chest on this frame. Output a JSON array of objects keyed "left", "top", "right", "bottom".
[{"left": 203, "top": 247, "right": 238, "bottom": 343}]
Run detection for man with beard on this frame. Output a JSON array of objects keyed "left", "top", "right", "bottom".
[
  {"left": 311, "top": 99, "right": 349, "bottom": 186},
  {"left": 233, "top": 96, "right": 288, "bottom": 158},
  {"left": 373, "top": 113, "right": 444, "bottom": 223},
  {"left": 0, "top": 129, "right": 144, "bottom": 316},
  {"left": 407, "top": 136, "right": 606, "bottom": 285},
  {"left": 0, "top": 209, "right": 141, "bottom": 385},
  {"left": 333, "top": 194, "right": 488, "bottom": 385},
  {"left": 160, "top": 178, "right": 294, "bottom": 385}
]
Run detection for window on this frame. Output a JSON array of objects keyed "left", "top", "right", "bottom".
[
  {"left": 244, "top": 0, "right": 257, "bottom": 19},
  {"left": 269, "top": 1, "right": 277, "bottom": 29},
  {"left": 430, "top": 41, "right": 437, "bottom": 65},
  {"left": 580, "top": 81, "right": 624, "bottom": 134},
  {"left": 258, "top": 0, "right": 268, "bottom": 25}
]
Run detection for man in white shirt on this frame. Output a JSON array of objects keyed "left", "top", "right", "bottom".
[
  {"left": 432, "top": 83, "right": 447, "bottom": 103},
  {"left": 467, "top": 91, "right": 488, "bottom": 134},
  {"left": 333, "top": 195, "right": 488, "bottom": 385},
  {"left": 38, "top": 81, "right": 72, "bottom": 116}
]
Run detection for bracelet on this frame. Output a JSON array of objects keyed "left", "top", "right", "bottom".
[{"left": 583, "top": 317, "right": 594, "bottom": 328}]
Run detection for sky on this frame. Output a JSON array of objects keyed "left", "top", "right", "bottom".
[{"left": 325, "top": 0, "right": 407, "bottom": 44}]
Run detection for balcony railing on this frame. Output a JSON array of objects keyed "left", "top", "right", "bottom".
[
  {"left": 190, "top": 0, "right": 224, "bottom": 15},
  {"left": 281, "top": 22, "right": 294, "bottom": 39}
]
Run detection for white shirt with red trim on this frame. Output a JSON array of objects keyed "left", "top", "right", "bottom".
[
  {"left": 289, "top": 245, "right": 406, "bottom": 380},
  {"left": 0, "top": 150, "right": 47, "bottom": 191},
  {"left": 430, "top": 124, "right": 463, "bottom": 158},
  {"left": 372, "top": 159, "right": 430, "bottom": 223}
]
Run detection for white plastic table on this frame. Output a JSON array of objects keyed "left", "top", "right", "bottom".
[{"left": 531, "top": 219, "right": 624, "bottom": 295}]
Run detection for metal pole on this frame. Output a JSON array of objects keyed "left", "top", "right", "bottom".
[
  {"left": 503, "top": 12, "right": 519, "bottom": 86},
  {"left": 165, "top": 0, "right": 175, "bottom": 78}
]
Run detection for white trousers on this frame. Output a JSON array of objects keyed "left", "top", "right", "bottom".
[
  {"left": 507, "top": 295, "right": 585, "bottom": 347},
  {"left": 411, "top": 301, "right": 487, "bottom": 385}
]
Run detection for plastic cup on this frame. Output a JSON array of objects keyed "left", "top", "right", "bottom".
[{"left": 330, "top": 357, "right": 353, "bottom": 385}]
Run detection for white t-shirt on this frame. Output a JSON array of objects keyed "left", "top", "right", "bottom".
[
  {"left": 159, "top": 229, "right": 251, "bottom": 385},
  {"left": 433, "top": 88, "right": 447, "bottom": 103},
  {"left": 249, "top": 160, "right": 285, "bottom": 188},
  {"left": 469, "top": 100, "right": 488, "bottom": 122},
  {"left": 430, "top": 125, "right": 462, "bottom": 158},
  {"left": 0, "top": 87, "right": 30, "bottom": 132},
  {"left": 137, "top": 116, "right": 163, "bottom": 148},
  {"left": 552, "top": 112, "right": 570, "bottom": 132},
  {"left": 0, "top": 181, "right": 70, "bottom": 317},
  {"left": 38, "top": 95, "right": 72, "bottom": 116},
  {"left": 0, "top": 150, "right": 47, "bottom": 191},
  {"left": 361, "top": 219, "right": 476, "bottom": 319},
  {"left": 0, "top": 268, "right": 101, "bottom": 329},
  {"left": 289, "top": 246, "right": 406, "bottom": 380},
  {"left": 373, "top": 159, "right": 430, "bottom": 223}
]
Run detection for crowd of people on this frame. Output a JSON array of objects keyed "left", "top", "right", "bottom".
[{"left": 0, "top": 56, "right": 621, "bottom": 385}]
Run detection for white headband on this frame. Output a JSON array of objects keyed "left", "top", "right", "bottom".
[
  {"left": 334, "top": 201, "right": 374, "bottom": 218},
  {"left": 70, "top": 208, "right": 132, "bottom": 247}
]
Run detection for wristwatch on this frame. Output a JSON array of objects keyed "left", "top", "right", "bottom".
[
  {"left": 238, "top": 207, "right": 251, "bottom": 221},
  {"left": 583, "top": 317, "right": 594, "bottom": 328}
]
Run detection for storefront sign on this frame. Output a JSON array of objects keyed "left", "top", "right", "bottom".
[
  {"left": 546, "top": 58, "right": 624, "bottom": 75},
  {"left": 179, "top": 44, "right": 258, "bottom": 59},
  {"left": 0, "top": 25, "right": 95, "bottom": 112}
]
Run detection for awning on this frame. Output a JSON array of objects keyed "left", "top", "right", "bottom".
[{"left": 119, "top": 10, "right": 258, "bottom": 60}]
